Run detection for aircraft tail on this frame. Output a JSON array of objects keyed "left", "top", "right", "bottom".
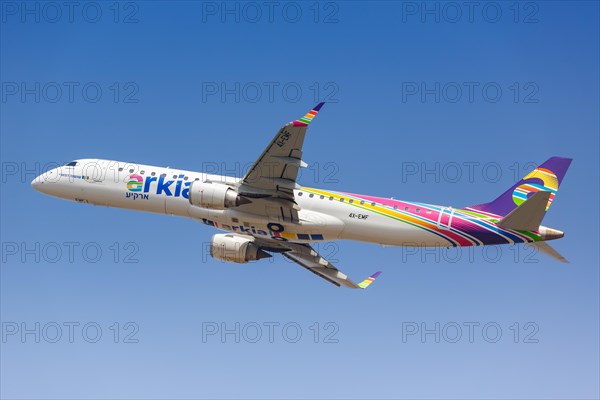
[
  {"left": 496, "top": 191, "right": 550, "bottom": 231},
  {"left": 466, "top": 157, "right": 572, "bottom": 218}
]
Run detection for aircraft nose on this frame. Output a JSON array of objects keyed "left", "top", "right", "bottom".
[
  {"left": 31, "top": 176, "right": 42, "bottom": 191},
  {"left": 31, "top": 169, "right": 58, "bottom": 194}
]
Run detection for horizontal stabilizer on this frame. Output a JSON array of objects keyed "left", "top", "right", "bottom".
[
  {"left": 526, "top": 241, "right": 569, "bottom": 263},
  {"left": 497, "top": 191, "right": 551, "bottom": 231}
]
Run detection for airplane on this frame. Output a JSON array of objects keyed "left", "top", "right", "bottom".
[{"left": 31, "top": 103, "right": 572, "bottom": 289}]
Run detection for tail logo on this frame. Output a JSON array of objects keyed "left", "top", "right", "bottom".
[{"left": 511, "top": 168, "right": 558, "bottom": 211}]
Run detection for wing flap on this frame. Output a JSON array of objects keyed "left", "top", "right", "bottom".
[{"left": 283, "top": 252, "right": 342, "bottom": 287}]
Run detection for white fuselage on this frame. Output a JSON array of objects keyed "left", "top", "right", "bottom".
[{"left": 32, "top": 158, "right": 459, "bottom": 247}]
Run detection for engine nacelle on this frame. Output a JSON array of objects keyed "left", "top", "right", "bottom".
[
  {"left": 210, "top": 234, "right": 272, "bottom": 263},
  {"left": 188, "top": 181, "right": 249, "bottom": 210}
]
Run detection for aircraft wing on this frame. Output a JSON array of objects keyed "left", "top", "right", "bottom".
[
  {"left": 254, "top": 238, "right": 381, "bottom": 289},
  {"left": 235, "top": 103, "right": 324, "bottom": 222}
]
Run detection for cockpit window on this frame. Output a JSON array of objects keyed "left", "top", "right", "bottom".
[{"left": 64, "top": 161, "right": 78, "bottom": 167}]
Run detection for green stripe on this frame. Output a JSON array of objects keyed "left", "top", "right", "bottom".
[
  {"left": 459, "top": 209, "right": 498, "bottom": 222},
  {"left": 515, "top": 230, "right": 541, "bottom": 241}
]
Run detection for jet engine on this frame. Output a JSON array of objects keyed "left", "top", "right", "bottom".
[
  {"left": 210, "top": 234, "right": 272, "bottom": 263},
  {"left": 188, "top": 181, "right": 250, "bottom": 210}
]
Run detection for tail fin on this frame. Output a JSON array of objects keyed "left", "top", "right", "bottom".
[{"left": 466, "top": 157, "right": 572, "bottom": 217}]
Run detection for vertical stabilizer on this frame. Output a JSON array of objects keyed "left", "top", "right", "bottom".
[{"left": 466, "top": 157, "right": 572, "bottom": 217}]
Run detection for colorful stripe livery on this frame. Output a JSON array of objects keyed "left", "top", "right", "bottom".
[
  {"left": 358, "top": 271, "right": 382, "bottom": 289},
  {"left": 511, "top": 167, "right": 558, "bottom": 211},
  {"left": 293, "top": 102, "right": 325, "bottom": 127},
  {"left": 467, "top": 157, "right": 572, "bottom": 217},
  {"left": 302, "top": 187, "right": 543, "bottom": 248}
]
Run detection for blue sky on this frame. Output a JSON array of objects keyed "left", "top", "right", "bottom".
[{"left": 1, "top": 1, "right": 598, "bottom": 399}]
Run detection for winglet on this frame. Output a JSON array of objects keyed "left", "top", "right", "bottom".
[
  {"left": 293, "top": 102, "right": 325, "bottom": 127},
  {"left": 357, "top": 271, "right": 382, "bottom": 289}
]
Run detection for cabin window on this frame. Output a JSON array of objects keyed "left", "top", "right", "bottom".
[
  {"left": 232, "top": 218, "right": 239, "bottom": 223},
  {"left": 309, "top": 194, "right": 314, "bottom": 198},
  {"left": 349, "top": 199, "right": 354, "bottom": 204},
  {"left": 161, "top": 173, "right": 167, "bottom": 178},
  {"left": 320, "top": 195, "right": 325, "bottom": 200},
  {"left": 360, "top": 200, "right": 365, "bottom": 205},
  {"left": 393, "top": 205, "right": 398, "bottom": 210},
  {"left": 151, "top": 172, "right": 156, "bottom": 176},
  {"left": 118, "top": 167, "right": 123, "bottom": 172},
  {"left": 371, "top": 202, "right": 376, "bottom": 206},
  {"left": 184, "top": 176, "right": 188, "bottom": 180},
  {"left": 329, "top": 196, "right": 334, "bottom": 201},
  {"left": 404, "top": 207, "right": 409, "bottom": 211},
  {"left": 298, "top": 192, "right": 303, "bottom": 196},
  {"left": 426, "top": 210, "right": 432, "bottom": 215},
  {"left": 340, "top": 198, "right": 345, "bottom": 202},
  {"left": 195, "top": 178, "right": 200, "bottom": 181},
  {"left": 173, "top": 175, "right": 177, "bottom": 179},
  {"left": 140, "top": 170, "right": 145, "bottom": 175},
  {"left": 129, "top": 169, "right": 134, "bottom": 173},
  {"left": 416, "top": 208, "right": 421, "bottom": 213}
]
